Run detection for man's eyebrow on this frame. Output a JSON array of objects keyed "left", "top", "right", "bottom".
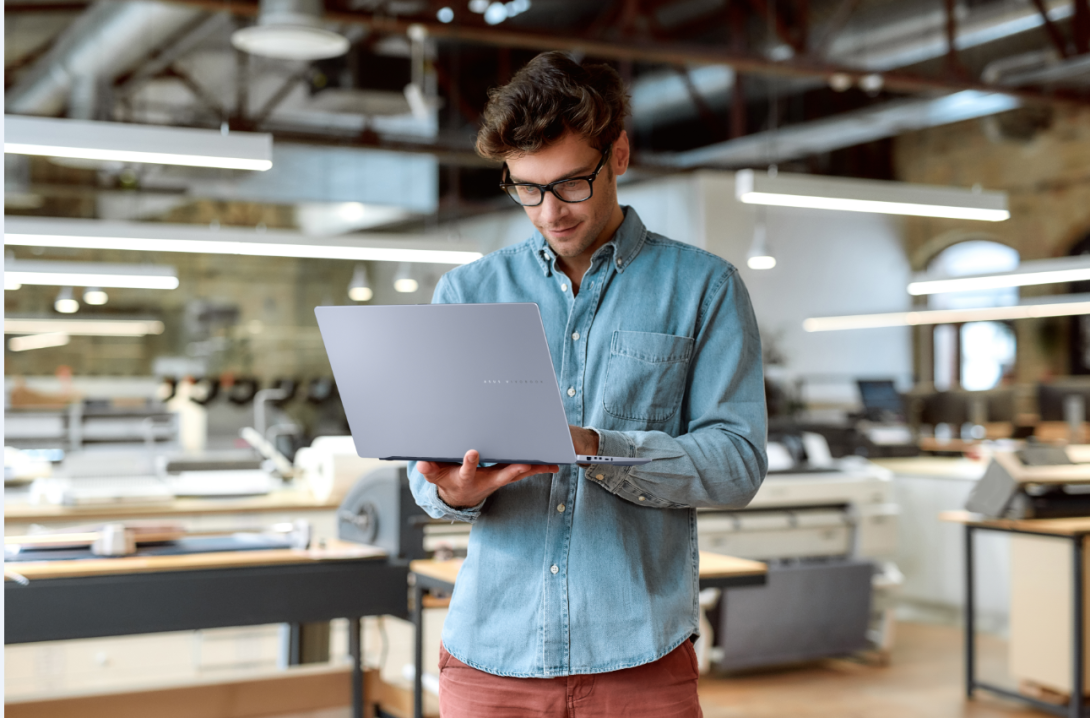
[{"left": 508, "top": 160, "right": 598, "bottom": 185}]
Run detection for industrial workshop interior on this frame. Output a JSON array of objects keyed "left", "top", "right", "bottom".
[{"left": 6, "top": 0, "right": 1090, "bottom": 716}]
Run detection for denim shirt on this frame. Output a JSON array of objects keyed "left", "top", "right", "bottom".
[{"left": 408, "top": 207, "right": 767, "bottom": 678}]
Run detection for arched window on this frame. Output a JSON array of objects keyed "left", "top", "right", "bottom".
[{"left": 928, "top": 240, "right": 1019, "bottom": 392}]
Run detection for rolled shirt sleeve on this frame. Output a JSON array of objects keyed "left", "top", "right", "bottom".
[{"left": 585, "top": 268, "right": 767, "bottom": 510}]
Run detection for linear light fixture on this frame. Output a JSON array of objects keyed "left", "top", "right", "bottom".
[
  {"left": 909, "top": 255, "right": 1090, "bottom": 295},
  {"left": 4, "top": 317, "right": 165, "bottom": 337},
  {"left": 4, "top": 116, "right": 273, "bottom": 171},
  {"left": 5, "top": 260, "right": 179, "bottom": 290},
  {"left": 5, "top": 217, "right": 484, "bottom": 265},
  {"left": 9, "top": 332, "right": 70, "bottom": 352},
  {"left": 804, "top": 294, "right": 1090, "bottom": 332},
  {"left": 735, "top": 169, "right": 1010, "bottom": 222}
]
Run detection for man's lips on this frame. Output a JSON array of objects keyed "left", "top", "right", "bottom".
[{"left": 546, "top": 221, "right": 581, "bottom": 237}]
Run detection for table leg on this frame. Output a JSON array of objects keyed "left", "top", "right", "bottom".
[
  {"left": 349, "top": 617, "right": 363, "bottom": 718},
  {"left": 965, "top": 525, "right": 976, "bottom": 700},
  {"left": 413, "top": 582, "right": 425, "bottom": 718},
  {"left": 287, "top": 623, "right": 302, "bottom": 665},
  {"left": 1073, "top": 535, "right": 1085, "bottom": 718}
]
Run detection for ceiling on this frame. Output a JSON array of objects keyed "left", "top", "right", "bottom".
[{"left": 5, "top": 0, "right": 1090, "bottom": 229}]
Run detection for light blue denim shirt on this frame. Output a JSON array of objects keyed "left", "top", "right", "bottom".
[{"left": 408, "top": 206, "right": 767, "bottom": 678}]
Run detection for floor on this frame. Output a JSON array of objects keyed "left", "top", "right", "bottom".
[
  {"left": 697, "top": 622, "right": 1045, "bottom": 718},
  {"left": 267, "top": 622, "right": 1051, "bottom": 718}
]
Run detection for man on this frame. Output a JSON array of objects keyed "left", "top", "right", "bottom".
[{"left": 408, "top": 52, "right": 766, "bottom": 717}]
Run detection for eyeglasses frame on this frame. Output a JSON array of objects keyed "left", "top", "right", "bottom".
[{"left": 499, "top": 144, "right": 613, "bottom": 207}]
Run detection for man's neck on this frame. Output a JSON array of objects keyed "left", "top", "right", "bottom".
[{"left": 555, "top": 204, "right": 625, "bottom": 295}]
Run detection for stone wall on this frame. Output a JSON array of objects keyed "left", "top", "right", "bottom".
[{"left": 894, "top": 104, "right": 1090, "bottom": 381}]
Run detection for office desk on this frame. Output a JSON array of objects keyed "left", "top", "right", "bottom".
[
  {"left": 941, "top": 511, "right": 1090, "bottom": 718},
  {"left": 406, "top": 552, "right": 767, "bottom": 718},
  {"left": 3, "top": 486, "right": 340, "bottom": 525},
  {"left": 4, "top": 541, "right": 407, "bottom": 718}
]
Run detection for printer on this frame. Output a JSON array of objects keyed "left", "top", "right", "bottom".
[{"left": 966, "top": 445, "right": 1090, "bottom": 519}]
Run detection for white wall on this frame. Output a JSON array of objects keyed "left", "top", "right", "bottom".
[{"left": 695, "top": 172, "right": 913, "bottom": 407}]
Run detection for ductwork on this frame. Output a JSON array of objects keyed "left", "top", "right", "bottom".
[
  {"left": 631, "top": 0, "right": 1072, "bottom": 130},
  {"left": 630, "top": 65, "right": 735, "bottom": 128},
  {"left": 648, "top": 90, "right": 1021, "bottom": 168},
  {"left": 824, "top": 0, "right": 1073, "bottom": 72},
  {"left": 6, "top": 1, "right": 205, "bottom": 116}
]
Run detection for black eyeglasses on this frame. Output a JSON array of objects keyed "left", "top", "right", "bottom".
[{"left": 499, "top": 145, "right": 612, "bottom": 207}]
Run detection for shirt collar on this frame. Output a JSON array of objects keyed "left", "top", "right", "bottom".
[{"left": 532, "top": 205, "right": 648, "bottom": 276}]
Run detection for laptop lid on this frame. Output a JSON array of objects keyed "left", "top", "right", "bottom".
[{"left": 315, "top": 303, "right": 578, "bottom": 465}]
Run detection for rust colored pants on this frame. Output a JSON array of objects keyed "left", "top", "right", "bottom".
[{"left": 437, "top": 641, "right": 703, "bottom": 718}]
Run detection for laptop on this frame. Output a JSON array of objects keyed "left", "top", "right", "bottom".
[{"left": 315, "top": 303, "right": 651, "bottom": 467}]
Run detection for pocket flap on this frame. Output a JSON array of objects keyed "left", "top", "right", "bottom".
[{"left": 610, "top": 331, "right": 694, "bottom": 364}]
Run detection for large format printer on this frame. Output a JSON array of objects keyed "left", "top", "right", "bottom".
[{"left": 697, "top": 430, "right": 900, "bottom": 670}]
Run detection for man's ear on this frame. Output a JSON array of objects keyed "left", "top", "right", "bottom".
[{"left": 613, "top": 130, "right": 631, "bottom": 178}]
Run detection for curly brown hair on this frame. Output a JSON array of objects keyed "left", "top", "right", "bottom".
[{"left": 475, "top": 52, "right": 631, "bottom": 160}]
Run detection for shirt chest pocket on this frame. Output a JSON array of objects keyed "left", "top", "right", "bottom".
[{"left": 603, "top": 330, "right": 694, "bottom": 424}]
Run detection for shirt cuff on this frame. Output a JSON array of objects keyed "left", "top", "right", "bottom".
[
  {"left": 431, "top": 483, "right": 485, "bottom": 522},
  {"left": 584, "top": 428, "right": 635, "bottom": 492}
]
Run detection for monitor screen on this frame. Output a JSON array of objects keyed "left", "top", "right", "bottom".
[
  {"left": 857, "top": 380, "right": 904, "bottom": 416},
  {"left": 1037, "top": 383, "right": 1090, "bottom": 422}
]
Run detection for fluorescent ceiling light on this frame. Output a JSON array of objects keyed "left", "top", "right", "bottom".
[
  {"left": 9, "top": 332, "right": 70, "bottom": 352},
  {"left": 735, "top": 169, "right": 1009, "bottom": 222},
  {"left": 909, "top": 255, "right": 1090, "bottom": 295},
  {"left": 5, "top": 317, "right": 165, "bottom": 337},
  {"left": 4, "top": 116, "right": 272, "bottom": 171},
  {"left": 6, "top": 260, "right": 179, "bottom": 290},
  {"left": 804, "top": 294, "right": 1090, "bottom": 332},
  {"left": 5, "top": 217, "right": 483, "bottom": 265}
]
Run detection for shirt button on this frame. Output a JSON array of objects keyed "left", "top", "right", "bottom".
[
  {"left": 595, "top": 474, "right": 604, "bottom": 480},
  {"left": 615, "top": 258, "right": 622, "bottom": 267},
  {"left": 638, "top": 496, "right": 646, "bottom": 501},
  {"left": 557, "top": 504, "right": 565, "bottom": 512},
  {"left": 572, "top": 332, "right": 580, "bottom": 341},
  {"left": 550, "top": 565, "right": 559, "bottom": 575},
  {"left": 567, "top": 387, "right": 576, "bottom": 397},
  {"left": 560, "top": 283, "right": 568, "bottom": 292}
]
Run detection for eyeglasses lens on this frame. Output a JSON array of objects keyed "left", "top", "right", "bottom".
[
  {"left": 554, "top": 179, "right": 592, "bottom": 202},
  {"left": 504, "top": 180, "right": 592, "bottom": 206},
  {"left": 505, "top": 185, "right": 541, "bottom": 205}
]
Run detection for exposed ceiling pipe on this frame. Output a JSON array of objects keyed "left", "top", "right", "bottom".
[
  {"left": 824, "top": 0, "right": 1073, "bottom": 72},
  {"left": 645, "top": 90, "right": 1022, "bottom": 169},
  {"left": 6, "top": 0, "right": 205, "bottom": 116},
  {"left": 630, "top": 0, "right": 1074, "bottom": 130}
]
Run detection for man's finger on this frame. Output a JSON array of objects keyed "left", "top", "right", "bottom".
[
  {"left": 459, "top": 450, "right": 480, "bottom": 480},
  {"left": 495, "top": 463, "right": 558, "bottom": 487}
]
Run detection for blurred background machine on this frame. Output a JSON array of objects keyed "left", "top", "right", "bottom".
[{"left": 698, "top": 429, "right": 901, "bottom": 670}]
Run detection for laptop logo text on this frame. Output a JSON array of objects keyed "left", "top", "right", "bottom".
[{"left": 483, "top": 380, "right": 544, "bottom": 384}]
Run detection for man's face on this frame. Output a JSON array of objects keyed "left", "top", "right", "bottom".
[{"left": 505, "top": 131, "right": 627, "bottom": 261}]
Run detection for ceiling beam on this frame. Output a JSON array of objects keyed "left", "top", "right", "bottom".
[
  {"left": 161, "top": 0, "right": 1090, "bottom": 106},
  {"left": 1028, "top": 0, "right": 1071, "bottom": 58},
  {"left": 811, "top": 0, "right": 862, "bottom": 58},
  {"left": 1076, "top": 0, "right": 1090, "bottom": 55}
]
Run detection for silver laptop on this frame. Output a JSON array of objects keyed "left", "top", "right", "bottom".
[{"left": 315, "top": 303, "right": 651, "bottom": 467}]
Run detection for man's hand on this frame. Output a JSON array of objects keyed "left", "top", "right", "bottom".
[
  {"left": 417, "top": 450, "right": 559, "bottom": 510},
  {"left": 570, "top": 425, "right": 600, "bottom": 457}
]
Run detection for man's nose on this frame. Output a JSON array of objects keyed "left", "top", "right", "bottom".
[{"left": 537, "top": 191, "right": 567, "bottom": 223}]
